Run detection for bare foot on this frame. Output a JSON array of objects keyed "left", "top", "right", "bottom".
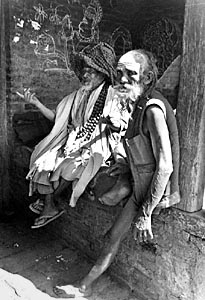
[{"left": 53, "top": 283, "right": 92, "bottom": 298}]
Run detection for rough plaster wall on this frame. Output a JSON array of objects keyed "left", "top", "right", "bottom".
[
  {"left": 8, "top": 0, "right": 134, "bottom": 118},
  {"left": 8, "top": 0, "right": 184, "bottom": 116},
  {"left": 10, "top": 31, "right": 80, "bottom": 114}
]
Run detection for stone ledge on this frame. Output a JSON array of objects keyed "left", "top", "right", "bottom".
[
  {"left": 11, "top": 140, "right": 205, "bottom": 300},
  {"left": 48, "top": 197, "right": 205, "bottom": 300}
]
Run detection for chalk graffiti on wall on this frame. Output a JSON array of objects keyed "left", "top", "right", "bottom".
[
  {"left": 109, "top": 0, "right": 117, "bottom": 8},
  {"left": 34, "top": 32, "right": 70, "bottom": 72},
  {"left": 141, "top": 17, "right": 182, "bottom": 77},
  {"left": 67, "top": 0, "right": 81, "bottom": 4},
  {"left": 110, "top": 26, "right": 132, "bottom": 58},
  {"left": 33, "top": 3, "right": 48, "bottom": 23},
  {"left": 33, "top": 0, "right": 103, "bottom": 74},
  {"left": 78, "top": 0, "right": 103, "bottom": 42}
]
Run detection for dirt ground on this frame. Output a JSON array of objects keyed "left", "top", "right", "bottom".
[{"left": 0, "top": 213, "right": 138, "bottom": 300}]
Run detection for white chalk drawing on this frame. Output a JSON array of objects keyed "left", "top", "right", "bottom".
[
  {"left": 49, "top": 5, "right": 63, "bottom": 25},
  {"left": 60, "top": 13, "right": 75, "bottom": 42},
  {"left": 110, "top": 26, "right": 132, "bottom": 57},
  {"left": 33, "top": 3, "right": 48, "bottom": 24},
  {"left": 34, "top": 32, "right": 73, "bottom": 73},
  {"left": 67, "top": 0, "right": 81, "bottom": 4},
  {"left": 78, "top": 0, "right": 103, "bottom": 43},
  {"left": 109, "top": 0, "right": 117, "bottom": 8},
  {"left": 32, "top": 1, "right": 131, "bottom": 75},
  {"left": 32, "top": 0, "right": 103, "bottom": 74}
]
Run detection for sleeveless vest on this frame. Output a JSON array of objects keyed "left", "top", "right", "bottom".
[{"left": 124, "top": 90, "right": 180, "bottom": 211}]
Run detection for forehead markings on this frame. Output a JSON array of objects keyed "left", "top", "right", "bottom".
[{"left": 117, "top": 62, "right": 141, "bottom": 72}]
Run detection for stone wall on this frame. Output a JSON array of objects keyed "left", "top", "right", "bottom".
[
  {"left": 48, "top": 200, "right": 205, "bottom": 300},
  {"left": 9, "top": 137, "right": 205, "bottom": 299}
]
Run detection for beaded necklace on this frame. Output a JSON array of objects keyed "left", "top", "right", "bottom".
[{"left": 76, "top": 82, "right": 109, "bottom": 141}]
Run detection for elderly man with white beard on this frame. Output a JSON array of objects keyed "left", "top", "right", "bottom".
[
  {"left": 53, "top": 49, "right": 180, "bottom": 298},
  {"left": 17, "top": 42, "right": 128, "bottom": 229}
]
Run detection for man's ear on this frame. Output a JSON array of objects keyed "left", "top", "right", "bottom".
[{"left": 143, "top": 71, "right": 153, "bottom": 85}]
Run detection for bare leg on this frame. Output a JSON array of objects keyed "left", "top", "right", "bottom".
[
  {"left": 54, "top": 178, "right": 71, "bottom": 199},
  {"left": 31, "top": 179, "right": 71, "bottom": 228},
  {"left": 41, "top": 194, "right": 59, "bottom": 216},
  {"left": 30, "top": 178, "right": 71, "bottom": 214},
  {"left": 54, "top": 197, "right": 137, "bottom": 297},
  {"left": 81, "top": 198, "right": 136, "bottom": 288},
  {"left": 32, "top": 194, "right": 64, "bottom": 228}
]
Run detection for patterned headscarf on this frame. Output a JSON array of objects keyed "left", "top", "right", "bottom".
[{"left": 71, "top": 42, "right": 117, "bottom": 85}]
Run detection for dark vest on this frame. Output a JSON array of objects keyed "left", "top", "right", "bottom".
[{"left": 124, "top": 90, "right": 180, "bottom": 211}]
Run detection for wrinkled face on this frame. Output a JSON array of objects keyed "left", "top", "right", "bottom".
[
  {"left": 81, "top": 65, "right": 105, "bottom": 91},
  {"left": 116, "top": 52, "right": 144, "bottom": 101}
]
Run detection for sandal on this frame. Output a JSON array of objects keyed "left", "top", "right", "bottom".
[
  {"left": 31, "top": 210, "right": 65, "bottom": 229},
  {"left": 29, "top": 199, "right": 44, "bottom": 214}
]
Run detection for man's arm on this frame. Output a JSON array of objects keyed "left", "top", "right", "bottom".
[
  {"left": 134, "top": 105, "right": 173, "bottom": 242},
  {"left": 34, "top": 100, "right": 55, "bottom": 122},
  {"left": 16, "top": 88, "right": 55, "bottom": 122}
]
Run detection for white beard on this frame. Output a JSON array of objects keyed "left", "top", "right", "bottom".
[{"left": 114, "top": 83, "right": 144, "bottom": 118}]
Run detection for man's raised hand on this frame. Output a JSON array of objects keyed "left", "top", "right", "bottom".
[{"left": 16, "top": 88, "right": 39, "bottom": 106}]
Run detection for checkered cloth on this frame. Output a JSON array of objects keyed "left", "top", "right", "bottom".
[{"left": 71, "top": 42, "right": 117, "bottom": 85}]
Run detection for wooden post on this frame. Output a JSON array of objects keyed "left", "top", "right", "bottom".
[
  {"left": 176, "top": 0, "right": 205, "bottom": 212},
  {"left": 0, "top": 0, "right": 10, "bottom": 213}
]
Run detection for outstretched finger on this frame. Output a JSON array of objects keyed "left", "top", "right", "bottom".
[
  {"left": 24, "top": 88, "right": 31, "bottom": 97},
  {"left": 142, "top": 230, "right": 148, "bottom": 242},
  {"left": 30, "top": 92, "right": 36, "bottom": 100},
  {"left": 138, "top": 230, "right": 144, "bottom": 243},
  {"left": 24, "top": 87, "right": 30, "bottom": 93},
  {"left": 148, "top": 229, "right": 153, "bottom": 240},
  {"left": 133, "top": 227, "right": 138, "bottom": 241},
  {"left": 134, "top": 228, "right": 143, "bottom": 243},
  {"left": 16, "top": 91, "right": 24, "bottom": 98}
]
